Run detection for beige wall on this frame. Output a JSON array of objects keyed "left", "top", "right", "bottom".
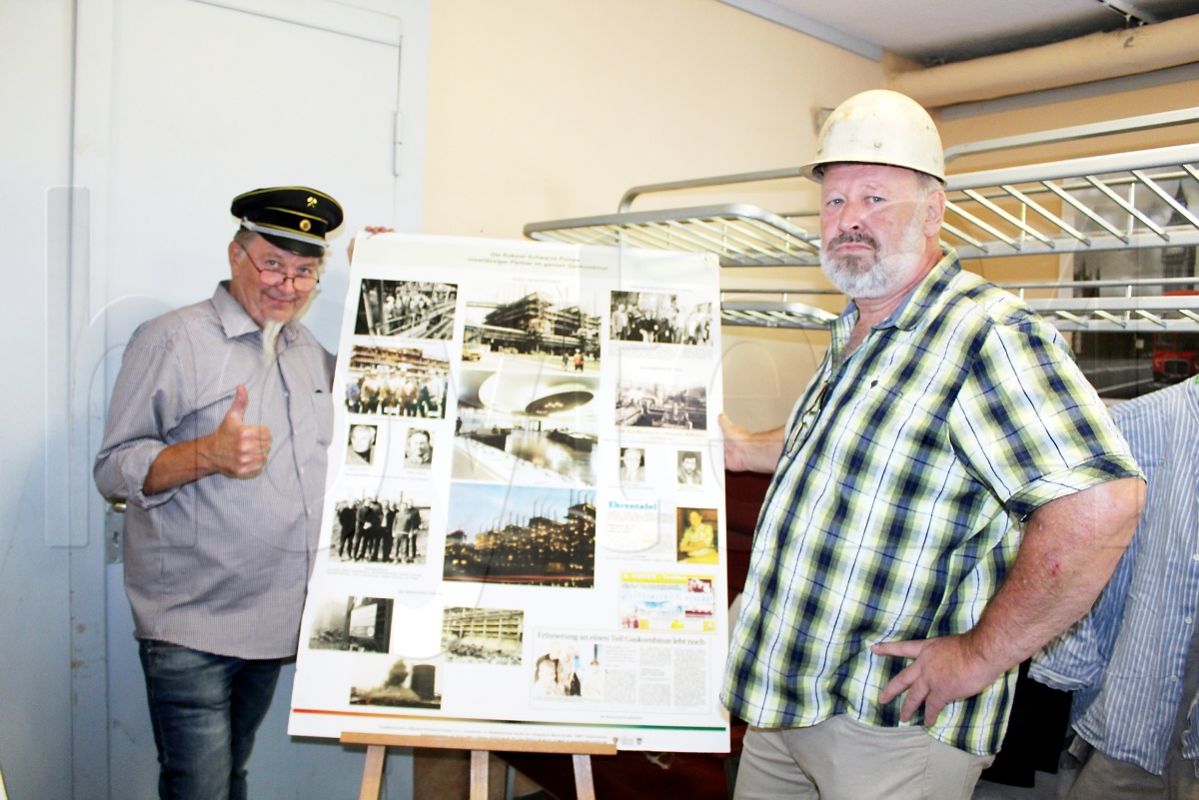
[
  {"left": 422, "top": 0, "right": 882, "bottom": 239},
  {"left": 420, "top": 3, "right": 1199, "bottom": 429},
  {"left": 421, "top": 0, "right": 883, "bottom": 429}
]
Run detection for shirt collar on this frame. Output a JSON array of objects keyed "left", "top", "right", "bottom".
[{"left": 212, "top": 281, "right": 298, "bottom": 344}]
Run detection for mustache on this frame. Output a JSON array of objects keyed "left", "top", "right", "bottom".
[{"left": 828, "top": 231, "right": 879, "bottom": 249}]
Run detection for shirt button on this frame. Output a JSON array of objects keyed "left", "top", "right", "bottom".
[{"left": 1187, "top": 617, "right": 1194, "bottom": 625}]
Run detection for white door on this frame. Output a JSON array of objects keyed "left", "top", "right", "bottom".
[{"left": 68, "top": 0, "right": 429, "bottom": 796}]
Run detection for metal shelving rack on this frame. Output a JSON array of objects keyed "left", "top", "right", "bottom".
[{"left": 524, "top": 109, "right": 1199, "bottom": 332}]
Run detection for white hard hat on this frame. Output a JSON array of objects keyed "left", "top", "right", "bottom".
[{"left": 802, "top": 89, "right": 945, "bottom": 183}]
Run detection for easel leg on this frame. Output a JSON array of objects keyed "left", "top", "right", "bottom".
[
  {"left": 359, "top": 744, "right": 386, "bottom": 800},
  {"left": 470, "top": 750, "right": 489, "bottom": 800},
  {"left": 573, "top": 754, "right": 596, "bottom": 800}
]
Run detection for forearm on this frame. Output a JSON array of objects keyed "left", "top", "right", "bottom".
[
  {"left": 965, "top": 477, "right": 1144, "bottom": 674},
  {"left": 142, "top": 436, "right": 219, "bottom": 496},
  {"left": 720, "top": 413, "right": 786, "bottom": 473},
  {"left": 740, "top": 427, "right": 785, "bottom": 472}
]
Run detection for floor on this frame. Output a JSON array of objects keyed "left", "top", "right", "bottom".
[
  {"left": 973, "top": 762, "right": 1079, "bottom": 800},
  {"left": 504, "top": 757, "right": 1081, "bottom": 800}
]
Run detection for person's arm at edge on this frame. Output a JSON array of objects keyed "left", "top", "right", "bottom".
[
  {"left": 874, "top": 476, "right": 1145, "bottom": 723},
  {"left": 718, "top": 413, "right": 784, "bottom": 474}
]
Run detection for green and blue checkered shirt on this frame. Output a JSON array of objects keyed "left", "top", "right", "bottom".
[{"left": 723, "top": 250, "right": 1140, "bottom": 756}]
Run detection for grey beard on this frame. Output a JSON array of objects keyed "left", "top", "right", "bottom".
[
  {"left": 820, "top": 218, "right": 928, "bottom": 299},
  {"left": 821, "top": 252, "right": 891, "bottom": 298},
  {"left": 262, "top": 319, "right": 285, "bottom": 366}
]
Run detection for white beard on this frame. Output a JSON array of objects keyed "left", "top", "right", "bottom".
[
  {"left": 820, "top": 212, "right": 927, "bottom": 299},
  {"left": 262, "top": 319, "right": 285, "bottom": 367}
]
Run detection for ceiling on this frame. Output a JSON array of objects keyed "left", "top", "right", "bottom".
[{"left": 722, "top": 0, "right": 1199, "bottom": 65}]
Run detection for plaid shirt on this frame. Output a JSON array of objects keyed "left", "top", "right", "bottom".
[{"left": 723, "top": 250, "right": 1140, "bottom": 756}]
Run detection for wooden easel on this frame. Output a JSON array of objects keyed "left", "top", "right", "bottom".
[{"left": 342, "top": 732, "right": 617, "bottom": 800}]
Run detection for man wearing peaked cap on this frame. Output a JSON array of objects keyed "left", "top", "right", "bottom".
[
  {"left": 231, "top": 185, "right": 344, "bottom": 258},
  {"left": 95, "top": 185, "right": 344, "bottom": 799}
]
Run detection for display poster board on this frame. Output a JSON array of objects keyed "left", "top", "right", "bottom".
[{"left": 288, "top": 233, "right": 729, "bottom": 752}]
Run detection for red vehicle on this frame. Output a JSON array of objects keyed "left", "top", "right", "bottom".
[{"left": 1151, "top": 291, "right": 1199, "bottom": 383}]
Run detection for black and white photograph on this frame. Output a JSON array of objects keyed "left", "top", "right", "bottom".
[
  {"left": 453, "top": 369, "right": 599, "bottom": 486},
  {"left": 461, "top": 287, "right": 601, "bottom": 371},
  {"left": 330, "top": 487, "right": 431, "bottom": 566},
  {"left": 307, "top": 596, "right": 394, "bottom": 653},
  {"left": 355, "top": 278, "right": 457, "bottom": 339},
  {"left": 618, "top": 446, "right": 646, "bottom": 483},
  {"left": 610, "top": 290, "right": 712, "bottom": 345},
  {"left": 403, "top": 427, "right": 434, "bottom": 469},
  {"left": 345, "top": 423, "right": 378, "bottom": 469},
  {"left": 443, "top": 483, "right": 595, "bottom": 588},
  {"left": 615, "top": 363, "right": 707, "bottom": 431},
  {"left": 676, "top": 449, "right": 703, "bottom": 485},
  {"left": 344, "top": 343, "right": 449, "bottom": 418},
  {"left": 441, "top": 607, "right": 524, "bottom": 665},
  {"left": 350, "top": 656, "right": 442, "bottom": 710}
]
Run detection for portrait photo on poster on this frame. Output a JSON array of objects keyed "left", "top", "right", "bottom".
[
  {"left": 676, "top": 449, "right": 702, "bottom": 486},
  {"left": 404, "top": 427, "right": 434, "bottom": 469},
  {"left": 619, "top": 445, "right": 646, "bottom": 483},
  {"left": 676, "top": 506, "right": 719, "bottom": 565},
  {"left": 346, "top": 422, "right": 378, "bottom": 468}
]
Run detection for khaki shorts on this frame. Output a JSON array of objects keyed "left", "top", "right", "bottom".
[{"left": 735, "top": 715, "right": 993, "bottom": 800}]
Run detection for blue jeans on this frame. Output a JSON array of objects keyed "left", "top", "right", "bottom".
[{"left": 138, "top": 639, "right": 282, "bottom": 800}]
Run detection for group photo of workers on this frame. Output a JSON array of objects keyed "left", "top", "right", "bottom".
[
  {"left": 344, "top": 343, "right": 449, "bottom": 419},
  {"left": 330, "top": 494, "right": 429, "bottom": 566},
  {"left": 610, "top": 290, "right": 713, "bottom": 345},
  {"left": 355, "top": 278, "right": 457, "bottom": 339}
]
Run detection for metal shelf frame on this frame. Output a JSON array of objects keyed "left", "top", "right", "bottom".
[{"left": 524, "top": 108, "right": 1199, "bottom": 332}]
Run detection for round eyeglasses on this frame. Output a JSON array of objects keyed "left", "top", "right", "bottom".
[{"left": 236, "top": 242, "right": 320, "bottom": 291}]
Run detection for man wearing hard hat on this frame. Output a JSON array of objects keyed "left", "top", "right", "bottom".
[{"left": 720, "top": 90, "right": 1145, "bottom": 798}]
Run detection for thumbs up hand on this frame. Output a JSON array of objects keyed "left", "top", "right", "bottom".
[{"left": 207, "top": 384, "right": 272, "bottom": 479}]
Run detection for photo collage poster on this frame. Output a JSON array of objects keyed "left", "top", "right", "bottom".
[{"left": 288, "top": 233, "right": 729, "bottom": 752}]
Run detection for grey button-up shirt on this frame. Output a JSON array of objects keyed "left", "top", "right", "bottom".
[{"left": 95, "top": 282, "right": 334, "bottom": 659}]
